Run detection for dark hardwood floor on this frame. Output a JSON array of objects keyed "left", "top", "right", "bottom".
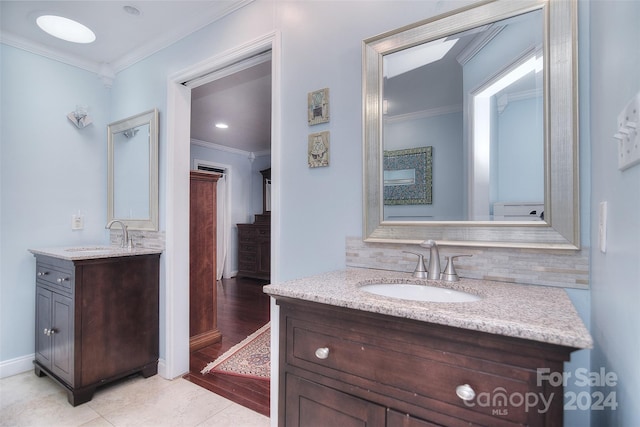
[{"left": 184, "top": 276, "right": 271, "bottom": 417}]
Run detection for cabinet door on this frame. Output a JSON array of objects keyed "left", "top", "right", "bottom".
[
  {"left": 285, "top": 374, "right": 385, "bottom": 427},
  {"left": 51, "top": 292, "right": 73, "bottom": 385},
  {"left": 35, "top": 287, "right": 73, "bottom": 385},
  {"left": 35, "top": 287, "right": 53, "bottom": 367},
  {"left": 387, "top": 409, "right": 444, "bottom": 427}
]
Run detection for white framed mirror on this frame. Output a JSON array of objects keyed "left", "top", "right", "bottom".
[
  {"left": 107, "top": 109, "right": 159, "bottom": 231},
  {"left": 363, "top": 0, "right": 579, "bottom": 249}
]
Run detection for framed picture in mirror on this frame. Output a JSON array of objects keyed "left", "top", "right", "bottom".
[{"left": 383, "top": 146, "right": 433, "bottom": 205}]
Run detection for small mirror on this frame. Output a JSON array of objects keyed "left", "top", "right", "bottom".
[{"left": 108, "top": 109, "right": 159, "bottom": 231}]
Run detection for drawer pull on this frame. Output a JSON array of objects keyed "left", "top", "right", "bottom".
[
  {"left": 43, "top": 328, "right": 57, "bottom": 336},
  {"left": 315, "top": 347, "right": 330, "bottom": 359},
  {"left": 56, "top": 277, "right": 69, "bottom": 283},
  {"left": 37, "top": 271, "right": 49, "bottom": 276},
  {"left": 455, "top": 384, "right": 476, "bottom": 401}
]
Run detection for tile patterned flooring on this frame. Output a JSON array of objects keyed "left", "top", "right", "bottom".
[{"left": 0, "top": 371, "right": 270, "bottom": 427}]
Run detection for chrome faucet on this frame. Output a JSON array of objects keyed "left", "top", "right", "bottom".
[
  {"left": 420, "top": 240, "right": 441, "bottom": 280},
  {"left": 105, "top": 220, "right": 130, "bottom": 248}
]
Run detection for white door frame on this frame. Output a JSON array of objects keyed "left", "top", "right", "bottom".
[{"left": 163, "top": 31, "right": 280, "bottom": 380}]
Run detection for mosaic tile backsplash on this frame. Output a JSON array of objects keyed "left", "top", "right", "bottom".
[
  {"left": 346, "top": 236, "right": 589, "bottom": 289},
  {"left": 109, "top": 230, "right": 165, "bottom": 251}
]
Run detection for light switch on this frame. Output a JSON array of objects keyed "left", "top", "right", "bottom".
[
  {"left": 614, "top": 92, "right": 640, "bottom": 171},
  {"left": 599, "top": 201, "right": 607, "bottom": 253}
]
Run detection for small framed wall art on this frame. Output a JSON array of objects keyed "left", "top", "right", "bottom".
[
  {"left": 308, "top": 131, "right": 330, "bottom": 168},
  {"left": 308, "top": 88, "right": 329, "bottom": 125}
]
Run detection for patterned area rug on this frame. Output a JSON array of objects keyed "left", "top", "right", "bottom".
[{"left": 201, "top": 322, "right": 270, "bottom": 380}]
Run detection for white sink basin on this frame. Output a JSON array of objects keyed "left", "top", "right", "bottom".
[{"left": 360, "top": 283, "right": 481, "bottom": 303}]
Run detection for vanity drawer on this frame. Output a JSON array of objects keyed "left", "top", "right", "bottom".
[
  {"left": 286, "top": 316, "right": 542, "bottom": 425},
  {"left": 36, "top": 261, "right": 74, "bottom": 294}
]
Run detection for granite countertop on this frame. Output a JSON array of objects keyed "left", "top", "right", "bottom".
[
  {"left": 29, "top": 245, "right": 163, "bottom": 261},
  {"left": 263, "top": 268, "right": 593, "bottom": 349}
]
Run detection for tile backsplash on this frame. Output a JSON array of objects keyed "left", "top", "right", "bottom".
[
  {"left": 346, "top": 237, "right": 589, "bottom": 288},
  {"left": 109, "top": 230, "right": 165, "bottom": 251}
]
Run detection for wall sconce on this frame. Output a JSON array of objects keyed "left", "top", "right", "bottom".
[
  {"left": 123, "top": 128, "right": 139, "bottom": 138},
  {"left": 67, "top": 104, "right": 92, "bottom": 128}
]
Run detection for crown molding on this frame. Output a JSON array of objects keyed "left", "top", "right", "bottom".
[
  {"left": 110, "top": 0, "right": 255, "bottom": 73},
  {"left": 0, "top": 31, "right": 101, "bottom": 74},
  {"left": 384, "top": 103, "right": 462, "bottom": 124},
  {"left": 1, "top": 0, "right": 254, "bottom": 84},
  {"left": 191, "top": 138, "right": 271, "bottom": 158}
]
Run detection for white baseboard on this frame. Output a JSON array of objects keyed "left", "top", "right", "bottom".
[
  {"left": 2, "top": 356, "right": 170, "bottom": 381},
  {"left": 157, "top": 358, "right": 168, "bottom": 379},
  {"left": 0, "top": 354, "right": 34, "bottom": 379}
]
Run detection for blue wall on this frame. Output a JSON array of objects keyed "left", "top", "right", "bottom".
[
  {"left": 0, "top": 45, "right": 110, "bottom": 363},
  {"left": 589, "top": 0, "right": 640, "bottom": 425},
  {"left": 1, "top": 1, "right": 639, "bottom": 424}
]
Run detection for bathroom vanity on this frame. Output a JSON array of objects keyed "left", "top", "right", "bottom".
[
  {"left": 264, "top": 269, "right": 592, "bottom": 427},
  {"left": 29, "top": 246, "right": 162, "bottom": 406}
]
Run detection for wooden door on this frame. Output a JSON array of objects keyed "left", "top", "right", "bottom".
[{"left": 189, "top": 171, "right": 222, "bottom": 351}]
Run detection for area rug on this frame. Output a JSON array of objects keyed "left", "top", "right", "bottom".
[{"left": 201, "top": 322, "right": 270, "bottom": 380}]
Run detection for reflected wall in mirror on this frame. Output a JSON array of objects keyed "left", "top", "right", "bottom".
[
  {"left": 108, "top": 109, "right": 159, "bottom": 231},
  {"left": 363, "top": 0, "right": 579, "bottom": 248},
  {"left": 383, "top": 9, "right": 543, "bottom": 221}
]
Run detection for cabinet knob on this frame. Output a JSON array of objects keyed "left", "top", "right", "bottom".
[
  {"left": 43, "top": 328, "right": 57, "bottom": 336},
  {"left": 37, "top": 271, "right": 49, "bottom": 276},
  {"left": 455, "top": 384, "right": 476, "bottom": 401},
  {"left": 56, "top": 277, "right": 69, "bottom": 283},
  {"left": 315, "top": 347, "right": 330, "bottom": 360}
]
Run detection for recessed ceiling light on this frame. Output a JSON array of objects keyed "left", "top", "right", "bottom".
[
  {"left": 215, "top": 123, "right": 229, "bottom": 129},
  {"left": 123, "top": 6, "right": 141, "bottom": 16},
  {"left": 36, "top": 15, "right": 96, "bottom": 44}
]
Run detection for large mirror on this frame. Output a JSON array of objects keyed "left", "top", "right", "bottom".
[
  {"left": 108, "top": 109, "right": 159, "bottom": 231},
  {"left": 363, "top": 0, "right": 579, "bottom": 249}
]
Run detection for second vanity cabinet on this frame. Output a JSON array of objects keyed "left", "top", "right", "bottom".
[
  {"left": 276, "top": 297, "right": 577, "bottom": 427},
  {"left": 33, "top": 252, "right": 160, "bottom": 406}
]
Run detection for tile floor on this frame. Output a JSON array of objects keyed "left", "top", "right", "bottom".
[{"left": 0, "top": 371, "right": 270, "bottom": 427}]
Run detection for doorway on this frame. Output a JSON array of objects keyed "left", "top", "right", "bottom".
[
  {"left": 187, "top": 56, "right": 273, "bottom": 413},
  {"left": 164, "top": 33, "right": 280, "bottom": 410}
]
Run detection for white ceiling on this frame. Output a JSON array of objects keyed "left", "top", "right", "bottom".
[
  {"left": 0, "top": 0, "right": 272, "bottom": 154},
  {"left": 191, "top": 59, "right": 272, "bottom": 154}
]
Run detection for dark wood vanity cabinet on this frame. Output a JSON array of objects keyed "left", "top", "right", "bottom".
[
  {"left": 33, "top": 253, "right": 160, "bottom": 406},
  {"left": 277, "top": 297, "right": 577, "bottom": 427}
]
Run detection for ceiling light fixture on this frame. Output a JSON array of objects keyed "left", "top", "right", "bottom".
[
  {"left": 123, "top": 6, "right": 141, "bottom": 16},
  {"left": 215, "top": 123, "right": 229, "bottom": 129},
  {"left": 36, "top": 15, "right": 96, "bottom": 44}
]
